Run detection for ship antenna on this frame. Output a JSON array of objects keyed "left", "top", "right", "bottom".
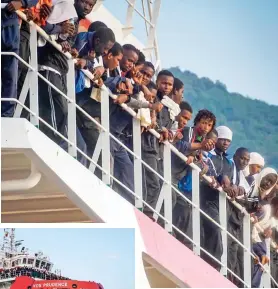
[{"left": 10, "top": 228, "right": 16, "bottom": 254}]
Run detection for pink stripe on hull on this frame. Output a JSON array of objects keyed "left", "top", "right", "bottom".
[{"left": 134, "top": 209, "right": 236, "bottom": 288}]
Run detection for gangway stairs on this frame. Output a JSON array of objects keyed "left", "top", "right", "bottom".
[{"left": 1, "top": 118, "right": 235, "bottom": 288}]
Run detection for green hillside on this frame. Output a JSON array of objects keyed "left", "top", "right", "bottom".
[{"left": 168, "top": 67, "right": 278, "bottom": 170}]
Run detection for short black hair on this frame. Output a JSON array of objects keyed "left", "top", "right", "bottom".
[
  {"left": 206, "top": 128, "right": 218, "bottom": 139},
  {"left": 108, "top": 42, "right": 123, "bottom": 56},
  {"left": 88, "top": 21, "right": 107, "bottom": 32},
  {"left": 174, "top": 77, "right": 184, "bottom": 91},
  {"left": 122, "top": 44, "right": 139, "bottom": 56},
  {"left": 193, "top": 109, "right": 216, "bottom": 127},
  {"left": 94, "top": 27, "right": 115, "bottom": 44},
  {"left": 136, "top": 51, "right": 146, "bottom": 66},
  {"left": 147, "top": 81, "right": 157, "bottom": 91},
  {"left": 235, "top": 147, "right": 249, "bottom": 156},
  {"left": 179, "top": 101, "right": 193, "bottom": 113},
  {"left": 144, "top": 61, "right": 155, "bottom": 72},
  {"left": 157, "top": 70, "right": 174, "bottom": 79}
]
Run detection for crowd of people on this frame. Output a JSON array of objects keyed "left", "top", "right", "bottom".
[
  {"left": 0, "top": 266, "right": 69, "bottom": 280},
  {"left": 1, "top": 0, "right": 278, "bottom": 287}
]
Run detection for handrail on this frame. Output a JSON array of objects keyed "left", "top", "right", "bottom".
[
  {"left": 2, "top": 97, "right": 277, "bottom": 287},
  {"left": 4, "top": 8, "right": 276, "bottom": 285},
  {"left": 15, "top": 0, "right": 278, "bottom": 261},
  {"left": 0, "top": 103, "right": 250, "bottom": 288}
]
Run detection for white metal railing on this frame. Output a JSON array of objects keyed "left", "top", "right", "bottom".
[
  {"left": 1, "top": 6, "right": 277, "bottom": 288},
  {"left": 124, "top": 0, "right": 161, "bottom": 72}
]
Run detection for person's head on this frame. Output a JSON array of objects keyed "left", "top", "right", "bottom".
[
  {"left": 88, "top": 21, "right": 107, "bottom": 33},
  {"left": 233, "top": 147, "right": 250, "bottom": 171},
  {"left": 256, "top": 168, "right": 278, "bottom": 200},
  {"left": 206, "top": 128, "right": 218, "bottom": 144},
  {"left": 194, "top": 109, "right": 216, "bottom": 137},
  {"left": 248, "top": 152, "right": 265, "bottom": 176},
  {"left": 103, "top": 42, "right": 123, "bottom": 70},
  {"left": 215, "top": 126, "right": 233, "bottom": 153},
  {"left": 172, "top": 78, "right": 184, "bottom": 104},
  {"left": 120, "top": 44, "right": 139, "bottom": 72},
  {"left": 135, "top": 51, "right": 146, "bottom": 70},
  {"left": 146, "top": 81, "right": 157, "bottom": 103},
  {"left": 74, "top": 0, "right": 96, "bottom": 19},
  {"left": 176, "top": 101, "right": 193, "bottom": 129},
  {"left": 261, "top": 174, "right": 277, "bottom": 193},
  {"left": 156, "top": 70, "right": 174, "bottom": 96},
  {"left": 93, "top": 27, "right": 115, "bottom": 56},
  {"left": 140, "top": 61, "right": 155, "bottom": 86}
]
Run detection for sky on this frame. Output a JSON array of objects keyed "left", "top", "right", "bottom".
[
  {"left": 2, "top": 228, "right": 135, "bottom": 289},
  {"left": 103, "top": 0, "right": 278, "bottom": 105}
]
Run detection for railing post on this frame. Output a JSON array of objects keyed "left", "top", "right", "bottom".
[
  {"left": 133, "top": 117, "right": 143, "bottom": 210},
  {"left": 29, "top": 25, "right": 39, "bottom": 128},
  {"left": 192, "top": 169, "right": 200, "bottom": 255},
  {"left": 243, "top": 214, "right": 252, "bottom": 287},
  {"left": 163, "top": 143, "right": 172, "bottom": 233},
  {"left": 100, "top": 89, "right": 110, "bottom": 185},
  {"left": 219, "top": 193, "right": 227, "bottom": 276},
  {"left": 67, "top": 59, "right": 77, "bottom": 158},
  {"left": 145, "top": 0, "right": 161, "bottom": 61},
  {"left": 262, "top": 238, "right": 271, "bottom": 288},
  {"left": 124, "top": 0, "right": 136, "bottom": 36}
]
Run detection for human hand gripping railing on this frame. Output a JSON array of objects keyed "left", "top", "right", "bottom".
[
  {"left": 53, "top": 68, "right": 278, "bottom": 285},
  {"left": 16, "top": 4, "right": 278, "bottom": 271},
  {"left": 11, "top": 9, "right": 278, "bottom": 287}
]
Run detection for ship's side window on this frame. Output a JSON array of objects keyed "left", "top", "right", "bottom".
[
  {"left": 28, "top": 258, "right": 34, "bottom": 265},
  {"left": 40, "top": 261, "right": 46, "bottom": 269},
  {"left": 35, "top": 259, "right": 40, "bottom": 268},
  {"left": 23, "top": 258, "right": 26, "bottom": 264},
  {"left": 46, "top": 263, "right": 51, "bottom": 270}
]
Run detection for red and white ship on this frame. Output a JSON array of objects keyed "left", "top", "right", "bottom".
[{"left": 0, "top": 229, "right": 103, "bottom": 289}]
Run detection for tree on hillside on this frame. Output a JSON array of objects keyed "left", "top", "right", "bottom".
[{"left": 168, "top": 67, "right": 278, "bottom": 170}]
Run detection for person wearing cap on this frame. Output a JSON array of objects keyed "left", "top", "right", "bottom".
[
  {"left": 200, "top": 125, "right": 235, "bottom": 271},
  {"left": 245, "top": 152, "right": 265, "bottom": 186}
]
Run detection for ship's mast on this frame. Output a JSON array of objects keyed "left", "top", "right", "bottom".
[{"left": 1, "top": 229, "right": 17, "bottom": 256}]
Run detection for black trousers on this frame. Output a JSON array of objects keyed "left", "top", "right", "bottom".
[
  {"left": 271, "top": 250, "right": 278, "bottom": 288},
  {"left": 200, "top": 200, "right": 223, "bottom": 271},
  {"left": 142, "top": 152, "right": 161, "bottom": 216},
  {"left": 1, "top": 24, "right": 20, "bottom": 117},
  {"left": 17, "top": 26, "right": 30, "bottom": 99},
  {"left": 39, "top": 70, "right": 68, "bottom": 144},
  {"left": 173, "top": 197, "right": 193, "bottom": 249},
  {"left": 76, "top": 98, "right": 102, "bottom": 178},
  {"left": 227, "top": 203, "right": 244, "bottom": 287}
]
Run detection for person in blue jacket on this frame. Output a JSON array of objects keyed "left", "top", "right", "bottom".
[
  {"left": 1, "top": 0, "right": 38, "bottom": 117},
  {"left": 73, "top": 27, "right": 115, "bottom": 72}
]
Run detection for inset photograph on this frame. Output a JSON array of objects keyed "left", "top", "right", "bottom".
[{"left": 0, "top": 228, "right": 135, "bottom": 289}]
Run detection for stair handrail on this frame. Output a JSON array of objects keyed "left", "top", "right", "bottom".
[{"left": 9, "top": 8, "right": 278, "bottom": 285}]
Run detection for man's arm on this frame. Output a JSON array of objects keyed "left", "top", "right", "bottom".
[
  {"left": 104, "top": 76, "right": 127, "bottom": 94},
  {"left": 41, "top": 22, "right": 62, "bottom": 35}
]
